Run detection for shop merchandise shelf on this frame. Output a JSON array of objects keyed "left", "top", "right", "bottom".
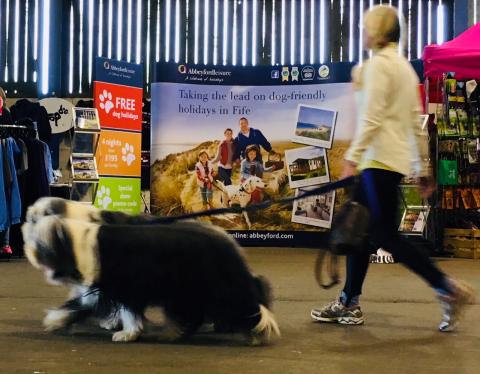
[{"left": 443, "top": 228, "right": 480, "bottom": 259}]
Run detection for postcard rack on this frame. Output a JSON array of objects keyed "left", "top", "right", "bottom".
[{"left": 68, "top": 107, "right": 101, "bottom": 204}]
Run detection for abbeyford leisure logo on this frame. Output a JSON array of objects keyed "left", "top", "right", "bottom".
[
  {"left": 301, "top": 66, "right": 315, "bottom": 81},
  {"left": 178, "top": 64, "right": 187, "bottom": 74},
  {"left": 104, "top": 61, "right": 110, "bottom": 70},
  {"left": 318, "top": 65, "right": 330, "bottom": 79}
]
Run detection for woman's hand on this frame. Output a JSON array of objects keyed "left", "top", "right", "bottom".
[{"left": 342, "top": 160, "right": 358, "bottom": 178}]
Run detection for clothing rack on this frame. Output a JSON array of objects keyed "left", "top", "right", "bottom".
[{"left": 0, "top": 124, "right": 37, "bottom": 138}]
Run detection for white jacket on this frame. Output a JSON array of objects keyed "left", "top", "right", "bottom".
[{"left": 345, "top": 45, "right": 429, "bottom": 177}]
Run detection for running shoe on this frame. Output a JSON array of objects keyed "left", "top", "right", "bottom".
[
  {"left": 311, "top": 299, "right": 364, "bottom": 325},
  {"left": 438, "top": 279, "right": 475, "bottom": 332}
]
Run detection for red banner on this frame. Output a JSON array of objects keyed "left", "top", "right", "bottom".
[{"left": 94, "top": 81, "right": 142, "bottom": 132}]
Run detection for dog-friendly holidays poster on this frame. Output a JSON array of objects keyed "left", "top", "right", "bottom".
[{"left": 151, "top": 63, "right": 356, "bottom": 244}]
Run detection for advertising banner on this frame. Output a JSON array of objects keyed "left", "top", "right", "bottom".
[
  {"left": 94, "top": 57, "right": 143, "bottom": 213},
  {"left": 96, "top": 129, "right": 141, "bottom": 177},
  {"left": 94, "top": 81, "right": 143, "bottom": 132},
  {"left": 94, "top": 177, "right": 141, "bottom": 214},
  {"left": 151, "top": 62, "right": 356, "bottom": 245}
]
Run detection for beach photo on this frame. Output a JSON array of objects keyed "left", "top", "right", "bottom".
[
  {"left": 291, "top": 105, "right": 337, "bottom": 148},
  {"left": 285, "top": 146, "right": 330, "bottom": 188},
  {"left": 292, "top": 187, "right": 335, "bottom": 228}
]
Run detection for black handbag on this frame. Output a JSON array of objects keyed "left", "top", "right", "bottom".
[{"left": 329, "top": 200, "right": 370, "bottom": 256}]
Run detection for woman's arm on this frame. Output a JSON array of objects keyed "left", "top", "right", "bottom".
[
  {"left": 345, "top": 57, "right": 389, "bottom": 165},
  {"left": 240, "top": 159, "right": 250, "bottom": 179}
]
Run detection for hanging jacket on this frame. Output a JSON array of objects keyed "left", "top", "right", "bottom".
[
  {"left": 10, "top": 99, "right": 52, "bottom": 144},
  {"left": 0, "top": 138, "right": 22, "bottom": 230},
  {"left": 0, "top": 108, "right": 14, "bottom": 126},
  {"left": 23, "top": 138, "right": 50, "bottom": 208}
]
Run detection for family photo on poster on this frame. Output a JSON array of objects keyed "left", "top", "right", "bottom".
[{"left": 150, "top": 79, "right": 355, "bottom": 232}]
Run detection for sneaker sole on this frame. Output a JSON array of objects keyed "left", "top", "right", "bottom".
[{"left": 311, "top": 312, "right": 364, "bottom": 325}]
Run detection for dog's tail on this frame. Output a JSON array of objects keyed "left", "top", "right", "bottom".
[
  {"left": 250, "top": 305, "right": 281, "bottom": 345},
  {"left": 253, "top": 275, "right": 273, "bottom": 309}
]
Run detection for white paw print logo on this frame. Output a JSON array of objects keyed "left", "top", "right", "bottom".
[
  {"left": 97, "top": 186, "right": 112, "bottom": 209},
  {"left": 99, "top": 90, "right": 114, "bottom": 114},
  {"left": 122, "top": 143, "right": 136, "bottom": 166}
]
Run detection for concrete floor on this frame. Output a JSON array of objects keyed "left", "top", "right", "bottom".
[{"left": 1, "top": 248, "right": 479, "bottom": 374}]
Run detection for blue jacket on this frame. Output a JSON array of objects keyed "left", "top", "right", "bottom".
[
  {"left": 0, "top": 138, "right": 22, "bottom": 230},
  {"left": 234, "top": 127, "right": 272, "bottom": 161},
  {"left": 240, "top": 159, "right": 273, "bottom": 180}
]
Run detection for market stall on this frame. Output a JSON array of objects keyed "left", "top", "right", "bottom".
[{"left": 423, "top": 24, "right": 480, "bottom": 259}]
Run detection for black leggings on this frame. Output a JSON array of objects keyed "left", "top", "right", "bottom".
[{"left": 343, "top": 169, "right": 448, "bottom": 301}]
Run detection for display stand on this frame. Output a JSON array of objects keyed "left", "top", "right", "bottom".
[
  {"left": 433, "top": 74, "right": 480, "bottom": 255},
  {"left": 398, "top": 114, "right": 432, "bottom": 240},
  {"left": 69, "top": 108, "right": 101, "bottom": 204},
  {"left": 423, "top": 24, "right": 480, "bottom": 255}
]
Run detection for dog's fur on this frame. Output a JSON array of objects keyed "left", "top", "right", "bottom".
[
  {"left": 27, "top": 197, "right": 157, "bottom": 226},
  {"left": 215, "top": 176, "right": 266, "bottom": 228},
  {"left": 23, "top": 216, "right": 280, "bottom": 344}
]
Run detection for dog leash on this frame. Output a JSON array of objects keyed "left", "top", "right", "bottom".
[{"left": 146, "top": 176, "right": 356, "bottom": 224}]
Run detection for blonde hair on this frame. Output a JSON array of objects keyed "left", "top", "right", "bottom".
[
  {"left": 0, "top": 87, "right": 6, "bottom": 107},
  {"left": 364, "top": 5, "right": 403, "bottom": 51}
]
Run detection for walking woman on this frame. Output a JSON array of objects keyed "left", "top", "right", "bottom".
[{"left": 311, "top": 6, "right": 474, "bottom": 332}]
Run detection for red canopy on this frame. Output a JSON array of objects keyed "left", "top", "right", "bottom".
[{"left": 423, "top": 24, "right": 480, "bottom": 79}]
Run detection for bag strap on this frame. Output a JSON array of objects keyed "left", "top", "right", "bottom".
[{"left": 314, "top": 249, "right": 340, "bottom": 289}]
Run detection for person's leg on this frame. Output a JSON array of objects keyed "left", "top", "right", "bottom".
[
  {"left": 224, "top": 168, "right": 233, "bottom": 186},
  {"left": 206, "top": 188, "right": 213, "bottom": 209},
  {"left": 341, "top": 248, "right": 371, "bottom": 307},
  {"left": 363, "top": 169, "right": 447, "bottom": 292},
  {"left": 0, "top": 228, "right": 9, "bottom": 246},
  {"left": 0, "top": 228, "right": 12, "bottom": 255},
  {"left": 363, "top": 169, "right": 475, "bottom": 331},
  {"left": 199, "top": 187, "right": 208, "bottom": 209},
  {"left": 217, "top": 167, "right": 227, "bottom": 183}
]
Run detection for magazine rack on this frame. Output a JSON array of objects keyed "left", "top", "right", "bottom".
[{"left": 68, "top": 108, "right": 101, "bottom": 204}]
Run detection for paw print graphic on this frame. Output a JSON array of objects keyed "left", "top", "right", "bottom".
[
  {"left": 122, "top": 143, "right": 136, "bottom": 166},
  {"left": 99, "top": 90, "right": 114, "bottom": 114},
  {"left": 97, "top": 186, "right": 112, "bottom": 209}
]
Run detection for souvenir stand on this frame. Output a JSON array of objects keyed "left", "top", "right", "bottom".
[{"left": 423, "top": 24, "right": 480, "bottom": 258}]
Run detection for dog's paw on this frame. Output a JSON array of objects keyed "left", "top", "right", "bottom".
[
  {"left": 162, "top": 323, "right": 184, "bottom": 341},
  {"left": 99, "top": 317, "right": 121, "bottom": 331},
  {"left": 43, "top": 309, "right": 71, "bottom": 332},
  {"left": 112, "top": 330, "right": 141, "bottom": 342}
]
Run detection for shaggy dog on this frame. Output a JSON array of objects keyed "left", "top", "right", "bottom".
[
  {"left": 22, "top": 216, "right": 280, "bottom": 344},
  {"left": 25, "top": 197, "right": 159, "bottom": 332},
  {"left": 215, "top": 176, "right": 267, "bottom": 229}
]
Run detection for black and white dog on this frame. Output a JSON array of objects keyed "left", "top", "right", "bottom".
[
  {"left": 23, "top": 214, "right": 279, "bottom": 344},
  {"left": 25, "top": 197, "right": 159, "bottom": 332}
]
